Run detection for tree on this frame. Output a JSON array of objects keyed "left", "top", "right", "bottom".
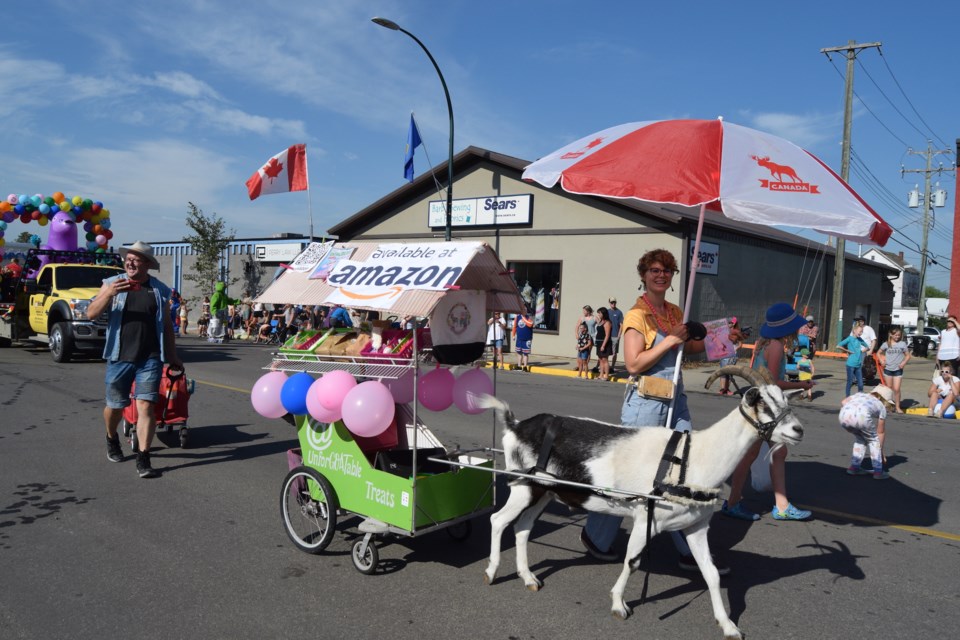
[
  {"left": 925, "top": 285, "right": 948, "bottom": 299},
  {"left": 182, "top": 202, "right": 238, "bottom": 295},
  {"left": 15, "top": 231, "right": 33, "bottom": 243}
]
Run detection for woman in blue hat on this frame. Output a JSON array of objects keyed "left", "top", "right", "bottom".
[{"left": 722, "top": 302, "right": 813, "bottom": 522}]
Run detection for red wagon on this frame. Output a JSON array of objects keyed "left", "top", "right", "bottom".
[{"left": 121, "top": 365, "right": 194, "bottom": 450}]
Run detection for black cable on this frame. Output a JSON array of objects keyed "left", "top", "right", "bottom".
[{"left": 877, "top": 49, "right": 952, "bottom": 150}]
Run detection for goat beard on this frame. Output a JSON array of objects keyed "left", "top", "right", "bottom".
[{"left": 765, "top": 442, "right": 787, "bottom": 459}]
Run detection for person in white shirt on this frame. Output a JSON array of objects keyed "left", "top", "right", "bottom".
[
  {"left": 927, "top": 362, "right": 960, "bottom": 418},
  {"left": 855, "top": 316, "right": 877, "bottom": 353},
  {"left": 486, "top": 312, "right": 507, "bottom": 369},
  {"left": 936, "top": 316, "right": 960, "bottom": 371}
]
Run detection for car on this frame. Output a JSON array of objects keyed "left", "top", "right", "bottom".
[{"left": 903, "top": 326, "right": 941, "bottom": 350}]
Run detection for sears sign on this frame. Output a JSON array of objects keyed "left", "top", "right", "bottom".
[
  {"left": 688, "top": 241, "right": 720, "bottom": 275},
  {"left": 429, "top": 194, "right": 532, "bottom": 228}
]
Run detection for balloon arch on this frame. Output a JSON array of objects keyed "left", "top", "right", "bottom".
[{"left": 0, "top": 192, "right": 113, "bottom": 260}]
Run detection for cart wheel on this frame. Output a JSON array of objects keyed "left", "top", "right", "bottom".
[
  {"left": 281, "top": 466, "right": 338, "bottom": 554},
  {"left": 352, "top": 538, "right": 379, "bottom": 575},
  {"left": 446, "top": 520, "right": 472, "bottom": 542},
  {"left": 130, "top": 429, "right": 139, "bottom": 454},
  {"left": 179, "top": 427, "right": 189, "bottom": 448},
  {"left": 120, "top": 419, "right": 130, "bottom": 438}
]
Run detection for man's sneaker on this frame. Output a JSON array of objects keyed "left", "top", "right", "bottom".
[
  {"left": 846, "top": 466, "right": 872, "bottom": 476},
  {"left": 678, "top": 554, "right": 731, "bottom": 577},
  {"left": 873, "top": 471, "right": 891, "bottom": 480},
  {"left": 771, "top": 503, "right": 811, "bottom": 521},
  {"left": 106, "top": 435, "right": 124, "bottom": 463},
  {"left": 720, "top": 500, "right": 760, "bottom": 521},
  {"left": 579, "top": 529, "right": 618, "bottom": 562},
  {"left": 136, "top": 449, "right": 159, "bottom": 479}
]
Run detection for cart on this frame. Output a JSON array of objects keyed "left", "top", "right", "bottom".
[
  {"left": 257, "top": 241, "right": 527, "bottom": 573},
  {"left": 121, "top": 365, "right": 194, "bottom": 450}
]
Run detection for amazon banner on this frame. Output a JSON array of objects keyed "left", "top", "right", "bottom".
[{"left": 322, "top": 242, "right": 480, "bottom": 309}]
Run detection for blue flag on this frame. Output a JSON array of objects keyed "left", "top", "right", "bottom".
[{"left": 404, "top": 114, "right": 422, "bottom": 182}]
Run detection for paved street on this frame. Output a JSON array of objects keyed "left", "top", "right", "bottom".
[{"left": 1, "top": 339, "right": 958, "bottom": 640}]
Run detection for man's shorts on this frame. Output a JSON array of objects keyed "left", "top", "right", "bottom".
[
  {"left": 611, "top": 335, "right": 620, "bottom": 354},
  {"left": 105, "top": 358, "right": 163, "bottom": 409},
  {"left": 516, "top": 339, "right": 532, "bottom": 355}
]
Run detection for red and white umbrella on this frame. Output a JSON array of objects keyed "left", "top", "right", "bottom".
[
  {"left": 523, "top": 118, "right": 892, "bottom": 246},
  {"left": 523, "top": 118, "right": 893, "bottom": 423}
]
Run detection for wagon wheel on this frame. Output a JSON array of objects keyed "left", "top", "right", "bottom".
[
  {"left": 445, "top": 520, "right": 472, "bottom": 542},
  {"left": 280, "top": 466, "right": 338, "bottom": 554},
  {"left": 178, "top": 426, "right": 189, "bottom": 449},
  {"left": 351, "top": 536, "right": 379, "bottom": 574}
]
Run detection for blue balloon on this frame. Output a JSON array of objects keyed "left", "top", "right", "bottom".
[
  {"left": 39, "top": 203, "right": 50, "bottom": 214},
  {"left": 14, "top": 204, "right": 24, "bottom": 214},
  {"left": 0, "top": 221, "right": 6, "bottom": 230},
  {"left": 280, "top": 372, "right": 314, "bottom": 415}
]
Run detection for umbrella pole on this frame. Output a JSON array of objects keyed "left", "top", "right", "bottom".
[{"left": 666, "top": 204, "right": 707, "bottom": 429}]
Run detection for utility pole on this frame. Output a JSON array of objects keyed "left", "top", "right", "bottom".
[
  {"left": 820, "top": 40, "right": 881, "bottom": 348},
  {"left": 903, "top": 141, "right": 953, "bottom": 334}
]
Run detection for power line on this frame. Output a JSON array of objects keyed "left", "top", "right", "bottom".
[
  {"left": 826, "top": 57, "right": 913, "bottom": 148},
  {"left": 856, "top": 57, "right": 930, "bottom": 142},
  {"left": 877, "top": 49, "right": 951, "bottom": 150}
]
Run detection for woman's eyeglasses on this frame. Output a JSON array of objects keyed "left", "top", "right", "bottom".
[{"left": 646, "top": 268, "right": 676, "bottom": 277}]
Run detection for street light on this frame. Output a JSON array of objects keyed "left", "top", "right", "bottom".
[{"left": 372, "top": 17, "right": 455, "bottom": 241}]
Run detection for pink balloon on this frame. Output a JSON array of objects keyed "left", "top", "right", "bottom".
[
  {"left": 317, "top": 370, "right": 357, "bottom": 410},
  {"left": 306, "top": 378, "right": 342, "bottom": 423},
  {"left": 417, "top": 368, "right": 455, "bottom": 412},
  {"left": 452, "top": 368, "right": 495, "bottom": 415},
  {"left": 384, "top": 369, "right": 415, "bottom": 404},
  {"left": 341, "top": 381, "right": 396, "bottom": 437},
  {"left": 251, "top": 371, "right": 289, "bottom": 419}
]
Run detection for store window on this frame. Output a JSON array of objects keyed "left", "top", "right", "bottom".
[{"left": 506, "top": 260, "right": 561, "bottom": 333}]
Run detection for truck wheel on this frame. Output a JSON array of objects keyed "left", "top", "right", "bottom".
[
  {"left": 0, "top": 337, "right": 10, "bottom": 348},
  {"left": 50, "top": 322, "right": 75, "bottom": 363}
]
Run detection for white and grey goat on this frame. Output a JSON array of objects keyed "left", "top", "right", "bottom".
[{"left": 478, "top": 365, "right": 803, "bottom": 639}]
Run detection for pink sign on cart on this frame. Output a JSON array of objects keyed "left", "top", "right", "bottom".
[{"left": 703, "top": 318, "right": 737, "bottom": 362}]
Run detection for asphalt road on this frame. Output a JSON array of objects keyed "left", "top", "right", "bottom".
[{"left": 1, "top": 340, "right": 958, "bottom": 640}]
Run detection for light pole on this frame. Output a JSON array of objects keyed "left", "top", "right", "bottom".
[{"left": 372, "top": 17, "right": 454, "bottom": 241}]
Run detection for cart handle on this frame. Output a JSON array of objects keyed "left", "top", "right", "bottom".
[{"left": 165, "top": 366, "right": 185, "bottom": 380}]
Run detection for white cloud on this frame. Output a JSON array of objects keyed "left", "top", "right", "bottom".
[{"left": 740, "top": 110, "right": 841, "bottom": 149}]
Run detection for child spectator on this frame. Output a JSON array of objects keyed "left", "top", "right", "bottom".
[
  {"left": 575, "top": 322, "right": 593, "bottom": 379},
  {"left": 179, "top": 299, "right": 189, "bottom": 336},
  {"left": 927, "top": 362, "right": 960, "bottom": 418},
  {"left": 486, "top": 311, "right": 507, "bottom": 369},
  {"left": 839, "top": 385, "right": 895, "bottom": 479},
  {"left": 878, "top": 327, "right": 910, "bottom": 413},
  {"left": 796, "top": 348, "right": 815, "bottom": 401},
  {"left": 837, "top": 324, "right": 868, "bottom": 397}
]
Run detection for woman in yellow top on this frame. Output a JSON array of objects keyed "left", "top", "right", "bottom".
[{"left": 581, "top": 248, "right": 724, "bottom": 573}]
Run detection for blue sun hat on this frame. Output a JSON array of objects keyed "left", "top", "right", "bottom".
[{"left": 760, "top": 303, "right": 808, "bottom": 339}]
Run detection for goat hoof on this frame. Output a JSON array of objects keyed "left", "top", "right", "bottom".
[
  {"left": 524, "top": 579, "right": 542, "bottom": 592},
  {"left": 611, "top": 606, "right": 632, "bottom": 621},
  {"left": 482, "top": 572, "right": 494, "bottom": 586}
]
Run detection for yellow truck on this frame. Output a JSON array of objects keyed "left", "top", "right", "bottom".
[{"left": 0, "top": 249, "right": 123, "bottom": 362}]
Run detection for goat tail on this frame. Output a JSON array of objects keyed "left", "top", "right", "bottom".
[{"left": 471, "top": 393, "right": 518, "bottom": 430}]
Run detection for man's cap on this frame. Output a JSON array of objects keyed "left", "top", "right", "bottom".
[
  {"left": 805, "top": 315, "right": 814, "bottom": 321},
  {"left": 608, "top": 297, "right": 616, "bottom": 303}
]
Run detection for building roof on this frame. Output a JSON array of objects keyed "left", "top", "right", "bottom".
[
  {"left": 328, "top": 145, "right": 896, "bottom": 272},
  {"left": 864, "top": 248, "right": 919, "bottom": 273}
]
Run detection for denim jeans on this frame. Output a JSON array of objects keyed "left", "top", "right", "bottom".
[{"left": 845, "top": 365, "right": 863, "bottom": 396}]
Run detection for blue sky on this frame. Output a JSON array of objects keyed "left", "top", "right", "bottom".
[{"left": 1, "top": 0, "right": 956, "bottom": 288}]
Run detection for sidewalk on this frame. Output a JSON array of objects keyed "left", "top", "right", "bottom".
[{"left": 488, "top": 351, "right": 942, "bottom": 416}]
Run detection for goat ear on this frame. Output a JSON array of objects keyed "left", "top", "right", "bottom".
[
  {"left": 743, "top": 386, "right": 763, "bottom": 407},
  {"left": 784, "top": 388, "right": 805, "bottom": 400}
]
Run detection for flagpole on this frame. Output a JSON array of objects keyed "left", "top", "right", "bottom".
[{"left": 304, "top": 145, "right": 315, "bottom": 241}]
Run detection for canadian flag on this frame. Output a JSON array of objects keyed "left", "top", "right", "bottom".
[{"left": 246, "top": 144, "right": 308, "bottom": 200}]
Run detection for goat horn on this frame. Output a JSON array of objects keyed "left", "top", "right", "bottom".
[{"left": 704, "top": 365, "right": 769, "bottom": 389}]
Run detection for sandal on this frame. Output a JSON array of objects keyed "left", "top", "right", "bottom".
[
  {"left": 771, "top": 503, "right": 812, "bottom": 521},
  {"left": 720, "top": 500, "right": 760, "bottom": 521}
]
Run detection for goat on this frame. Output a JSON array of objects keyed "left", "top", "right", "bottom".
[{"left": 478, "top": 365, "right": 804, "bottom": 639}]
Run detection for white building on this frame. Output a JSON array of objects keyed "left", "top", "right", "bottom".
[{"left": 863, "top": 248, "right": 920, "bottom": 308}]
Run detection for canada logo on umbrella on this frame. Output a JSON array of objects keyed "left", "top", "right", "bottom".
[{"left": 750, "top": 155, "right": 820, "bottom": 194}]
